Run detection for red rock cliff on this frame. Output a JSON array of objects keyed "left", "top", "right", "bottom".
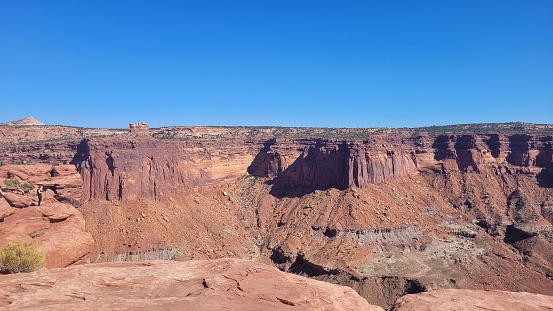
[
  {"left": 74, "top": 138, "right": 256, "bottom": 202},
  {"left": 72, "top": 133, "right": 552, "bottom": 202},
  {"left": 250, "top": 137, "right": 418, "bottom": 196}
]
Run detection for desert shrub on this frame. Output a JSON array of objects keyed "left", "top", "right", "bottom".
[
  {"left": 20, "top": 181, "right": 35, "bottom": 194},
  {"left": 2, "top": 179, "right": 34, "bottom": 194},
  {"left": 12, "top": 160, "right": 24, "bottom": 165},
  {"left": 0, "top": 241, "right": 44, "bottom": 274},
  {"left": 0, "top": 160, "right": 4, "bottom": 166},
  {"left": 3, "top": 178, "right": 21, "bottom": 188}
]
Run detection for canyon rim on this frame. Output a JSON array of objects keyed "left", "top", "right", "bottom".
[{"left": 1, "top": 120, "right": 553, "bottom": 310}]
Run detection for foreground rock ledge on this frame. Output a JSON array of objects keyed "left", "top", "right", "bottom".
[
  {"left": 0, "top": 258, "right": 383, "bottom": 311},
  {"left": 393, "top": 289, "right": 553, "bottom": 311}
]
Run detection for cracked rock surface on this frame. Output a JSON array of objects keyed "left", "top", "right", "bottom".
[{"left": 0, "top": 258, "right": 383, "bottom": 311}]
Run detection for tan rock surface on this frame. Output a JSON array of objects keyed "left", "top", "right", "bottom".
[
  {"left": 0, "top": 258, "right": 383, "bottom": 311},
  {"left": 392, "top": 289, "right": 553, "bottom": 311}
]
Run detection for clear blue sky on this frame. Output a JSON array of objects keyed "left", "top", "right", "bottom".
[{"left": 1, "top": 1, "right": 552, "bottom": 128}]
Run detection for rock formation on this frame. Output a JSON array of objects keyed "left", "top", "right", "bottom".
[
  {"left": 0, "top": 202, "right": 94, "bottom": 268},
  {"left": 264, "top": 138, "right": 418, "bottom": 197},
  {"left": 1, "top": 124, "right": 553, "bottom": 309},
  {"left": 1, "top": 116, "right": 44, "bottom": 126},
  {"left": 0, "top": 258, "right": 383, "bottom": 311},
  {"left": 128, "top": 122, "right": 150, "bottom": 136},
  {"left": 393, "top": 289, "right": 553, "bottom": 311},
  {"left": 0, "top": 164, "right": 93, "bottom": 268},
  {"left": 74, "top": 139, "right": 255, "bottom": 201},
  {"left": 0, "top": 164, "right": 83, "bottom": 205},
  {"left": 73, "top": 136, "right": 419, "bottom": 201}
]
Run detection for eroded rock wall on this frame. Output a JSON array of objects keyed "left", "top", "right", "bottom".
[
  {"left": 2, "top": 126, "right": 553, "bottom": 310},
  {"left": 251, "top": 137, "right": 418, "bottom": 196},
  {"left": 428, "top": 134, "right": 553, "bottom": 173},
  {"left": 76, "top": 139, "right": 257, "bottom": 202}
]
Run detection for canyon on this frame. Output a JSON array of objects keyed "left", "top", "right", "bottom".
[{"left": 1, "top": 122, "right": 552, "bottom": 310}]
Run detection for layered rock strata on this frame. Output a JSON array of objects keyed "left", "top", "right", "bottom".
[
  {"left": 74, "top": 136, "right": 419, "bottom": 202},
  {"left": 1, "top": 125, "right": 553, "bottom": 310},
  {"left": 74, "top": 139, "right": 257, "bottom": 201}
]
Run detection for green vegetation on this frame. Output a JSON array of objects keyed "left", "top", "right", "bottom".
[
  {"left": 0, "top": 160, "right": 4, "bottom": 166},
  {"left": 0, "top": 241, "right": 44, "bottom": 274},
  {"left": 20, "top": 181, "right": 35, "bottom": 194},
  {"left": 3, "top": 178, "right": 21, "bottom": 188},
  {"left": 3, "top": 179, "right": 35, "bottom": 194},
  {"left": 12, "top": 160, "right": 24, "bottom": 165},
  {"left": 150, "top": 123, "right": 553, "bottom": 142},
  {"left": 408, "top": 122, "right": 553, "bottom": 137}
]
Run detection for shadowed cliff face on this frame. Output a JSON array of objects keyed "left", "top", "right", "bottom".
[
  {"left": 246, "top": 139, "right": 282, "bottom": 178},
  {"left": 269, "top": 141, "right": 351, "bottom": 197},
  {"left": 250, "top": 139, "right": 418, "bottom": 198}
]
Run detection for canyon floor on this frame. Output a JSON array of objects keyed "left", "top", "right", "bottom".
[{"left": 1, "top": 121, "right": 553, "bottom": 310}]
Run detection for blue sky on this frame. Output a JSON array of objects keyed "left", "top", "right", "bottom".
[{"left": 1, "top": 1, "right": 552, "bottom": 128}]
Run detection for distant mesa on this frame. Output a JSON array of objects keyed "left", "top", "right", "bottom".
[
  {"left": 129, "top": 122, "right": 150, "bottom": 135},
  {"left": 1, "top": 116, "right": 44, "bottom": 126}
]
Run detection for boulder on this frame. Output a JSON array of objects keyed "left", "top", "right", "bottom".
[{"left": 2, "top": 192, "right": 33, "bottom": 208}]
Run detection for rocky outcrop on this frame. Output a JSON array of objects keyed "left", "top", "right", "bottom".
[
  {"left": 73, "top": 137, "right": 259, "bottom": 202},
  {"left": 392, "top": 289, "right": 553, "bottom": 311},
  {"left": 0, "top": 163, "right": 94, "bottom": 269},
  {"left": 247, "top": 139, "right": 283, "bottom": 178},
  {"left": 0, "top": 258, "right": 383, "bottom": 311},
  {"left": 42, "top": 164, "right": 83, "bottom": 205},
  {"left": 128, "top": 122, "right": 150, "bottom": 136},
  {"left": 2, "top": 125, "right": 553, "bottom": 310},
  {"left": 348, "top": 145, "right": 417, "bottom": 187},
  {"left": 2, "top": 192, "right": 33, "bottom": 208},
  {"left": 75, "top": 139, "right": 211, "bottom": 201},
  {"left": 429, "top": 134, "right": 553, "bottom": 173},
  {"left": 271, "top": 141, "right": 352, "bottom": 194},
  {"left": 0, "top": 201, "right": 94, "bottom": 268},
  {"left": 253, "top": 138, "right": 418, "bottom": 196},
  {"left": 0, "top": 164, "right": 83, "bottom": 206}
]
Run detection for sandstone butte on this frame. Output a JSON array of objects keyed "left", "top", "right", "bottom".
[{"left": 1, "top": 121, "right": 553, "bottom": 310}]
